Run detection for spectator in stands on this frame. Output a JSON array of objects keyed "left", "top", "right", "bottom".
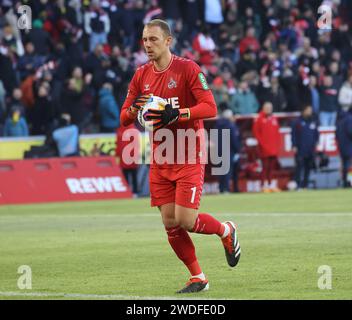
[
  {"left": 252, "top": 102, "right": 280, "bottom": 192},
  {"left": 230, "top": 80, "right": 259, "bottom": 115},
  {"left": 116, "top": 123, "right": 140, "bottom": 196},
  {"left": 31, "top": 81, "right": 54, "bottom": 135},
  {"left": 84, "top": 0, "right": 110, "bottom": 52},
  {"left": 211, "top": 76, "right": 230, "bottom": 112},
  {"left": 24, "top": 19, "right": 52, "bottom": 56},
  {"left": 214, "top": 109, "right": 241, "bottom": 193},
  {"left": 309, "top": 75, "right": 320, "bottom": 116},
  {"left": 319, "top": 75, "right": 339, "bottom": 126},
  {"left": 17, "top": 42, "right": 45, "bottom": 81},
  {"left": 338, "top": 74, "right": 352, "bottom": 110},
  {"left": 239, "top": 27, "right": 260, "bottom": 56},
  {"left": 291, "top": 105, "right": 319, "bottom": 190},
  {"left": 0, "top": 43, "right": 18, "bottom": 94},
  {"left": 3, "top": 106, "right": 29, "bottom": 137},
  {"left": 4, "top": 87, "right": 25, "bottom": 124},
  {"left": 61, "top": 70, "right": 94, "bottom": 129},
  {"left": 336, "top": 107, "right": 352, "bottom": 188},
  {"left": 258, "top": 76, "right": 288, "bottom": 112},
  {"left": 329, "top": 61, "right": 343, "bottom": 90},
  {"left": 0, "top": 0, "right": 352, "bottom": 139},
  {"left": 241, "top": 6, "right": 262, "bottom": 39},
  {"left": 52, "top": 113, "right": 80, "bottom": 157},
  {"left": 84, "top": 44, "right": 106, "bottom": 90},
  {"left": 8, "top": 88, "right": 25, "bottom": 112},
  {"left": 235, "top": 47, "right": 258, "bottom": 78},
  {"left": 2, "top": 24, "right": 24, "bottom": 56},
  {"left": 98, "top": 82, "right": 120, "bottom": 133},
  {"left": 192, "top": 25, "right": 216, "bottom": 66},
  {"left": 204, "top": 0, "right": 224, "bottom": 42},
  {"left": 0, "top": 80, "right": 5, "bottom": 121},
  {"left": 179, "top": 0, "right": 202, "bottom": 44}
]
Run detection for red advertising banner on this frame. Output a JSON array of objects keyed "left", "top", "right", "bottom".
[
  {"left": 0, "top": 157, "right": 133, "bottom": 205},
  {"left": 279, "top": 127, "right": 338, "bottom": 157}
]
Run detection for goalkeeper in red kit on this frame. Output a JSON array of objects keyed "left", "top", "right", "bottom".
[{"left": 120, "top": 19, "right": 241, "bottom": 293}]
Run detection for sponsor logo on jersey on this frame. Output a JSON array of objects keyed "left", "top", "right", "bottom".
[
  {"left": 168, "top": 77, "right": 177, "bottom": 89},
  {"left": 165, "top": 96, "right": 180, "bottom": 108},
  {"left": 198, "top": 73, "right": 209, "bottom": 90}
]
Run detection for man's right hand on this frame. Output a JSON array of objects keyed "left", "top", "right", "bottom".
[{"left": 127, "top": 94, "right": 151, "bottom": 117}]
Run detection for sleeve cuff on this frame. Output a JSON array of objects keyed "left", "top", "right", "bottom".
[{"left": 178, "top": 108, "right": 190, "bottom": 122}]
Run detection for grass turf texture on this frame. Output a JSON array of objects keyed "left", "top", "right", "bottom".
[{"left": 0, "top": 189, "right": 351, "bottom": 300}]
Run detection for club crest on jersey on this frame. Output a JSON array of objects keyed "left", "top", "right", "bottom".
[
  {"left": 144, "top": 84, "right": 150, "bottom": 91},
  {"left": 168, "top": 77, "right": 177, "bottom": 89}
]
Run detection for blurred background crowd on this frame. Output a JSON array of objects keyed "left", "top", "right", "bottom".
[{"left": 0, "top": 0, "right": 352, "bottom": 138}]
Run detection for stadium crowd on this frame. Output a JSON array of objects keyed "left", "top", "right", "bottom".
[{"left": 0, "top": 0, "right": 352, "bottom": 138}]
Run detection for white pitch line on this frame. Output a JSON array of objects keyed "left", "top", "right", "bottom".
[{"left": 0, "top": 291, "right": 224, "bottom": 300}]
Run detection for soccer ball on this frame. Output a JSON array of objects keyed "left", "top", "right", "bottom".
[{"left": 137, "top": 95, "right": 167, "bottom": 131}]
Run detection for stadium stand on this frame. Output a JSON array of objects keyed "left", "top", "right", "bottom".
[
  {"left": 0, "top": 0, "right": 351, "bottom": 194},
  {"left": 0, "top": 0, "right": 351, "bottom": 136}
]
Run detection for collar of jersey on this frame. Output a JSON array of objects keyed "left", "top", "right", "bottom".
[{"left": 153, "top": 54, "right": 174, "bottom": 74}]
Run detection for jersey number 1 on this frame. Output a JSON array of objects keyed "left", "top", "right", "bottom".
[{"left": 190, "top": 187, "right": 197, "bottom": 204}]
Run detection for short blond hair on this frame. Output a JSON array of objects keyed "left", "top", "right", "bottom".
[{"left": 145, "top": 19, "right": 172, "bottom": 38}]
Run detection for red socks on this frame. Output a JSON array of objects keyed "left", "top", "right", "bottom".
[
  {"left": 191, "top": 213, "right": 224, "bottom": 236},
  {"left": 166, "top": 226, "right": 202, "bottom": 276},
  {"left": 165, "top": 213, "right": 224, "bottom": 278}
]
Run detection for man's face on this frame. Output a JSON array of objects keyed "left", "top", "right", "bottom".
[
  {"left": 324, "top": 76, "right": 333, "bottom": 87},
  {"left": 263, "top": 102, "right": 273, "bottom": 115},
  {"left": 329, "top": 62, "right": 339, "bottom": 74},
  {"left": 239, "top": 81, "right": 248, "bottom": 91},
  {"left": 26, "top": 43, "right": 34, "bottom": 54},
  {"left": 142, "top": 26, "right": 171, "bottom": 61},
  {"left": 303, "top": 106, "right": 313, "bottom": 118}
]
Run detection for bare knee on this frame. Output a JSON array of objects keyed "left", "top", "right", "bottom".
[
  {"left": 159, "top": 203, "right": 178, "bottom": 229},
  {"left": 162, "top": 216, "right": 178, "bottom": 229},
  {"left": 175, "top": 218, "right": 194, "bottom": 231},
  {"left": 175, "top": 205, "right": 197, "bottom": 231}
]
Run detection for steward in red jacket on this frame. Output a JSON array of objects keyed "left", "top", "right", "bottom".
[
  {"left": 252, "top": 102, "right": 281, "bottom": 191},
  {"left": 253, "top": 107, "right": 280, "bottom": 157}
]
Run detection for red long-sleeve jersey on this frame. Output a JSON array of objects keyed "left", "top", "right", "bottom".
[{"left": 120, "top": 54, "right": 217, "bottom": 166}]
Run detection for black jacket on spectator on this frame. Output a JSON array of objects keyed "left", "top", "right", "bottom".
[
  {"left": 291, "top": 116, "right": 319, "bottom": 157},
  {"left": 258, "top": 85, "right": 287, "bottom": 112},
  {"left": 281, "top": 75, "right": 300, "bottom": 112},
  {"left": 0, "top": 53, "right": 17, "bottom": 94},
  {"left": 319, "top": 86, "right": 339, "bottom": 113},
  {"left": 31, "top": 96, "right": 54, "bottom": 135},
  {"left": 26, "top": 28, "right": 52, "bottom": 56}
]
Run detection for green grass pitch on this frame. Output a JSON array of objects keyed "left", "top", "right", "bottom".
[{"left": 0, "top": 190, "right": 351, "bottom": 300}]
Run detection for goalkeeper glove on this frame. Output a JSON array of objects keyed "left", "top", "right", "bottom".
[
  {"left": 146, "top": 104, "right": 190, "bottom": 129},
  {"left": 127, "top": 94, "right": 151, "bottom": 118}
]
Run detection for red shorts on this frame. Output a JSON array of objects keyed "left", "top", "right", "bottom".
[{"left": 150, "top": 164, "right": 205, "bottom": 210}]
